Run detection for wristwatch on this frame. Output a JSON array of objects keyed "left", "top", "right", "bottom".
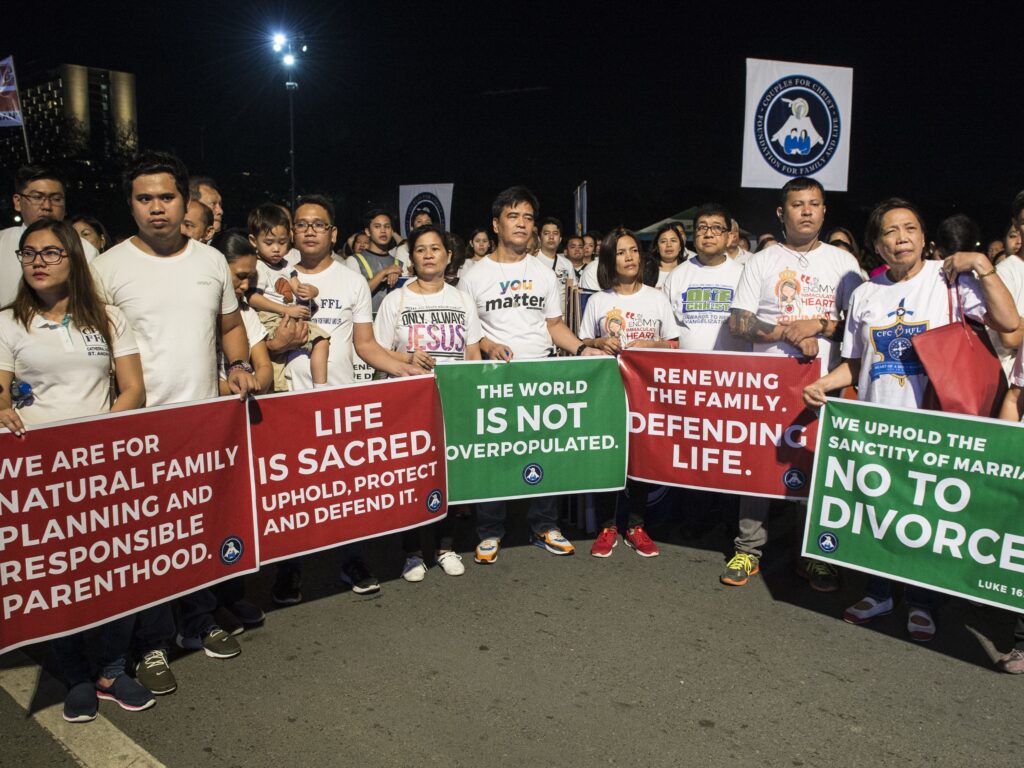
[{"left": 228, "top": 360, "right": 255, "bottom": 374}]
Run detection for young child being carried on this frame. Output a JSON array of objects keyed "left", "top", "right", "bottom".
[{"left": 246, "top": 203, "right": 330, "bottom": 389}]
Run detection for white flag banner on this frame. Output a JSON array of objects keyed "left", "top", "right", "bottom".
[
  {"left": 741, "top": 58, "right": 853, "bottom": 191},
  {"left": 398, "top": 183, "right": 454, "bottom": 237}
]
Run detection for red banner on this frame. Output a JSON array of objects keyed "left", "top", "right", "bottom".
[
  {"left": 249, "top": 377, "right": 447, "bottom": 564},
  {"left": 620, "top": 349, "right": 821, "bottom": 498},
  {"left": 0, "top": 399, "right": 256, "bottom": 655}
]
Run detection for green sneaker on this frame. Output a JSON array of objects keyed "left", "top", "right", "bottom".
[
  {"left": 135, "top": 649, "right": 177, "bottom": 695},
  {"left": 798, "top": 558, "right": 840, "bottom": 593},
  {"left": 721, "top": 552, "right": 760, "bottom": 586}
]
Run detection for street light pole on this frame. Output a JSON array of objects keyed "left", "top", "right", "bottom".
[
  {"left": 286, "top": 79, "right": 298, "bottom": 211},
  {"left": 272, "top": 32, "right": 305, "bottom": 211}
]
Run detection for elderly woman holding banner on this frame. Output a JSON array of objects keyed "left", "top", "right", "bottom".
[
  {"left": 0, "top": 219, "right": 150, "bottom": 720},
  {"left": 803, "top": 198, "right": 1017, "bottom": 643}
]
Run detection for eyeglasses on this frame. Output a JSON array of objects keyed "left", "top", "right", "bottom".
[
  {"left": 16, "top": 247, "right": 67, "bottom": 265},
  {"left": 17, "top": 191, "right": 66, "bottom": 206},
  {"left": 294, "top": 220, "right": 332, "bottom": 233},
  {"left": 694, "top": 223, "right": 728, "bottom": 236}
]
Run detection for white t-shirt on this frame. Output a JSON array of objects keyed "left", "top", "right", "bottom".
[
  {"left": 91, "top": 238, "right": 238, "bottom": 406},
  {"left": 579, "top": 259, "right": 601, "bottom": 292},
  {"left": 662, "top": 256, "right": 749, "bottom": 352},
  {"left": 283, "top": 259, "right": 373, "bottom": 389},
  {"left": 219, "top": 303, "right": 268, "bottom": 381},
  {"left": 732, "top": 248, "right": 755, "bottom": 266},
  {"left": 255, "top": 253, "right": 300, "bottom": 305},
  {"left": 0, "top": 305, "right": 138, "bottom": 425},
  {"left": 843, "top": 260, "right": 985, "bottom": 409},
  {"left": 535, "top": 252, "right": 575, "bottom": 314},
  {"left": 579, "top": 285, "right": 679, "bottom": 344},
  {"left": 0, "top": 224, "right": 100, "bottom": 307},
  {"left": 459, "top": 255, "right": 562, "bottom": 360},
  {"left": 374, "top": 283, "right": 483, "bottom": 361},
  {"left": 732, "top": 241, "right": 863, "bottom": 360},
  {"left": 988, "top": 255, "right": 1024, "bottom": 374}
]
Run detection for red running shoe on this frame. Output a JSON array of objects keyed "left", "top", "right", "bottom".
[
  {"left": 624, "top": 526, "right": 659, "bottom": 557},
  {"left": 590, "top": 526, "right": 618, "bottom": 558}
]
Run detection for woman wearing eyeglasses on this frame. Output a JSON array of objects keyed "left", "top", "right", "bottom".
[{"left": 0, "top": 218, "right": 149, "bottom": 722}]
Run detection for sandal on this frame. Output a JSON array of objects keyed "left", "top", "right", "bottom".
[
  {"left": 842, "top": 596, "right": 894, "bottom": 625},
  {"left": 907, "top": 607, "right": 935, "bottom": 642}
]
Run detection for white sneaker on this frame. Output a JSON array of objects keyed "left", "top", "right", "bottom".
[
  {"left": 402, "top": 556, "right": 427, "bottom": 582},
  {"left": 436, "top": 551, "right": 465, "bottom": 576}
]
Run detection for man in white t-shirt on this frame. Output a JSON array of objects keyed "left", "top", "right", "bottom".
[
  {"left": 663, "top": 204, "right": 749, "bottom": 353},
  {"left": 459, "top": 186, "right": 604, "bottom": 565},
  {"left": 273, "top": 194, "right": 425, "bottom": 600},
  {"left": 724, "top": 178, "right": 863, "bottom": 592},
  {"left": 535, "top": 216, "right": 575, "bottom": 315},
  {"left": 564, "top": 234, "right": 586, "bottom": 283},
  {"left": 92, "top": 151, "right": 259, "bottom": 695},
  {"left": 727, "top": 219, "right": 754, "bottom": 266},
  {"left": 0, "top": 166, "right": 99, "bottom": 306}
]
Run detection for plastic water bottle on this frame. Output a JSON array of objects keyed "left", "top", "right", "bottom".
[{"left": 11, "top": 380, "right": 32, "bottom": 409}]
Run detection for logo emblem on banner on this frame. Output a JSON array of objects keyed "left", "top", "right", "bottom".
[
  {"left": 220, "top": 536, "right": 244, "bottom": 565},
  {"left": 405, "top": 192, "right": 446, "bottom": 233},
  {"left": 817, "top": 532, "right": 838, "bottom": 554},
  {"left": 755, "top": 75, "right": 841, "bottom": 177},
  {"left": 522, "top": 463, "right": 544, "bottom": 485},
  {"left": 782, "top": 468, "right": 807, "bottom": 490},
  {"left": 426, "top": 489, "right": 444, "bottom": 513}
]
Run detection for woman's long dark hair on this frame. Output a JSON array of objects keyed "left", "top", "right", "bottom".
[
  {"left": 597, "top": 227, "right": 643, "bottom": 291},
  {"left": 642, "top": 223, "right": 685, "bottom": 287},
  {"left": 11, "top": 218, "right": 113, "bottom": 353}
]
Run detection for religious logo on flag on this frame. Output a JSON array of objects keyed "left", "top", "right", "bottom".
[
  {"left": 741, "top": 58, "right": 853, "bottom": 192},
  {"left": 398, "top": 183, "right": 453, "bottom": 237}
]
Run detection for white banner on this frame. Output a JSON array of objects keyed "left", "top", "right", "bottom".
[
  {"left": 741, "top": 58, "right": 853, "bottom": 191},
  {"left": 398, "top": 183, "right": 454, "bottom": 237}
]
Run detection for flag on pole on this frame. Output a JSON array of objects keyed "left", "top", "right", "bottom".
[
  {"left": 398, "top": 184, "right": 453, "bottom": 237},
  {"left": 741, "top": 58, "right": 853, "bottom": 191},
  {"left": 0, "top": 57, "right": 24, "bottom": 128},
  {"left": 573, "top": 180, "right": 588, "bottom": 235}
]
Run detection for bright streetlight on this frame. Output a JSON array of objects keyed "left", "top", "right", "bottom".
[{"left": 269, "top": 32, "right": 306, "bottom": 210}]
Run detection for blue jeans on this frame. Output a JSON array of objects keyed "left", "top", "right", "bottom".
[
  {"left": 476, "top": 496, "right": 558, "bottom": 540},
  {"left": 53, "top": 614, "right": 135, "bottom": 686}
]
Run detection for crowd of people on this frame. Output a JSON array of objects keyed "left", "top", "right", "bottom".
[{"left": 1, "top": 152, "right": 1023, "bottom": 725}]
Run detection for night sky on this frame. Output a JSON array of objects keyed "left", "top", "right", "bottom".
[{"left": 4, "top": 1, "right": 1022, "bottom": 246}]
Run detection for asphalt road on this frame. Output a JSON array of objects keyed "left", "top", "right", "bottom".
[{"left": 2, "top": 501, "right": 1021, "bottom": 768}]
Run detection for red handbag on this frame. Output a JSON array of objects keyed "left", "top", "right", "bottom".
[{"left": 910, "top": 275, "right": 1007, "bottom": 417}]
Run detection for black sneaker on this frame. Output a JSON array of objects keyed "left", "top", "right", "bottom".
[
  {"left": 95, "top": 675, "right": 156, "bottom": 712},
  {"left": 134, "top": 649, "right": 177, "bottom": 695},
  {"left": 229, "top": 599, "right": 266, "bottom": 627},
  {"left": 176, "top": 627, "right": 241, "bottom": 659},
  {"left": 340, "top": 559, "right": 380, "bottom": 594},
  {"left": 63, "top": 681, "right": 98, "bottom": 723},
  {"left": 272, "top": 569, "right": 303, "bottom": 605},
  {"left": 214, "top": 606, "right": 244, "bottom": 637}
]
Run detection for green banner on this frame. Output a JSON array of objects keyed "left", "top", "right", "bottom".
[
  {"left": 803, "top": 398, "right": 1024, "bottom": 614},
  {"left": 435, "top": 358, "right": 628, "bottom": 503}
]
